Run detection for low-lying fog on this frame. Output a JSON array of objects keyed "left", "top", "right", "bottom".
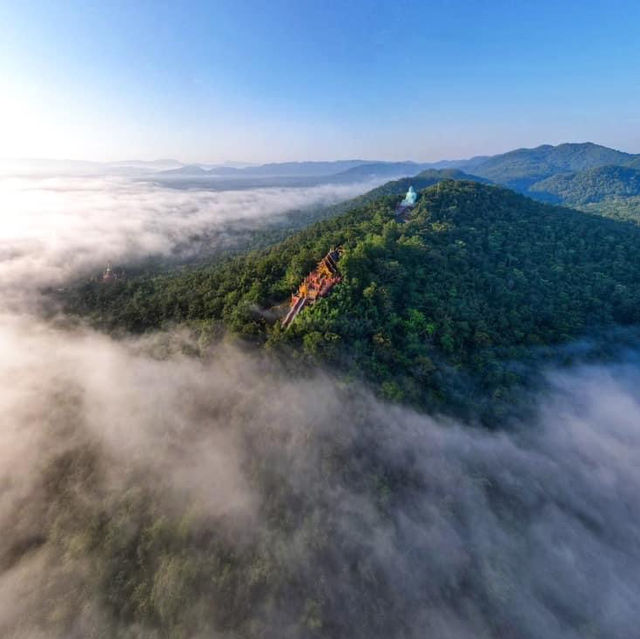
[
  {"left": 0, "top": 169, "right": 638, "bottom": 638},
  {"left": 0, "top": 172, "right": 382, "bottom": 309}
]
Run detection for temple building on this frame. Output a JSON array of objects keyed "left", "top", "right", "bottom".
[
  {"left": 281, "top": 248, "right": 343, "bottom": 328},
  {"left": 102, "top": 263, "right": 114, "bottom": 282},
  {"left": 102, "top": 263, "right": 124, "bottom": 283}
]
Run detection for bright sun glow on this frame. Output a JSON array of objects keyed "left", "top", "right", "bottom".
[{"left": 0, "top": 81, "right": 86, "bottom": 159}]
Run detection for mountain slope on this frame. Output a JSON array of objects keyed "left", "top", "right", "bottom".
[
  {"left": 66, "top": 180, "right": 640, "bottom": 414},
  {"left": 471, "top": 142, "right": 640, "bottom": 190},
  {"left": 415, "top": 167, "right": 493, "bottom": 183},
  {"left": 527, "top": 164, "right": 640, "bottom": 223},
  {"left": 327, "top": 161, "right": 425, "bottom": 182},
  {"left": 425, "top": 155, "right": 490, "bottom": 170},
  {"left": 529, "top": 165, "right": 640, "bottom": 204},
  {"left": 159, "top": 164, "right": 211, "bottom": 176},
  {"left": 279, "top": 169, "right": 493, "bottom": 230},
  {"left": 336, "top": 169, "right": 491, "bottom": 203}
]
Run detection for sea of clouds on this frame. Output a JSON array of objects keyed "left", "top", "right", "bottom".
[
  {"left": 0, "top": 173, "right": 379, "bottom": 310},
  {"left": 0, "top": 170, "right": 638, "bottom": 638}
]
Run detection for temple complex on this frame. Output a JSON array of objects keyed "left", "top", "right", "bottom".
[
  {"left": 102, "top": 263, "right": 116, "bottom": 282},
  {"left": 102, "top": 263, "right": 125, "bottom": 283},
  {"left": 282, "top": 248, "right": 342, "bottom": 328}
]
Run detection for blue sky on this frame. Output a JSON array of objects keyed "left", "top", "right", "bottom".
[{"left": 1, "top": 0, "right": 639, "bottom": 162}]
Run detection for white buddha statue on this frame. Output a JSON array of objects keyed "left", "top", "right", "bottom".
[{"left": 401, "top": 186, "right": 417, "bottom": 207}]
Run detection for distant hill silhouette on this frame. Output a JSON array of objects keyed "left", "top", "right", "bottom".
[{"left": 466, "top": 142, "right": 640, "bottom": 190}]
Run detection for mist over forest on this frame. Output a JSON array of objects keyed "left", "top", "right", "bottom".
[
  {"left": 1, "top": 311, "right": 639, "bottom": 638},
  {"left": 0, "top": 164, "right": 638, "bottom": 638},
  {"left": 0, "top": 174, "right": 384, "bottom": 300},
  {"left": 4, "top": 0, "right": 640, "bottom": 632}
]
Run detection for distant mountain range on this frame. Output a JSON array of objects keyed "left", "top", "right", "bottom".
[
  {"left": 7, "top": 143, "right": 640, "bottom": 222},
  {"left": 174, "top": 142, "right": 640, "bottom": 188},
  {"left": 0, "top": 158, "right": 185, "bottom": 175},
  {"left": 156, "top": 143, "right": 640, "bottom": 209},
  {"left": 157, "top": 159, "right": 428, "bottom": 180},
  {"left": 155, "top": 158, "right": 493, "bottom": 184}
]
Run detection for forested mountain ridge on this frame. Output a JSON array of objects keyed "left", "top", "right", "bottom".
[
  {"left": 65, "top": 180, "right": 640, "bottom": 416},
  {"left": 154, "top": 142, "right": 639, "bottom": 186},
  {"left": 529, "top": 165, "right": 640, "bottom": 204},
  {"left": 337, "top": 168, "right": 491, "bottom": 204},
  {"left": 257, "top": 168, "right": 493, "bottom": 239},
  {"left": 459, "top": 142, "right": 640, "bottom": 222},
  {"left": 147, "top": 143, "right": 640, "bottom": 224},
  {"left": 525, "top": 164, "right": 640, "bottom": 223},
  {"left": 468, "top": 142, "right": 640, "bottom": 190}
]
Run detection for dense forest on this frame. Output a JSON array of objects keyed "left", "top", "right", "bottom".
[
  {"left": 17, "top": 172, "right": 640, "bottom": 639},
  {"left": 65, "top": 180, "right": 640, "bottom": 420},
  {"left": 526, "top": 165, "right": 640, "bottom": 222},
  {"left": 529, "top": 165, "right": 640, "bottom": 204}
]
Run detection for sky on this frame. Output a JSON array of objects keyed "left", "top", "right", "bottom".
[{"left": 1, "top": 0, "right": 639, "bottom": 163}]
